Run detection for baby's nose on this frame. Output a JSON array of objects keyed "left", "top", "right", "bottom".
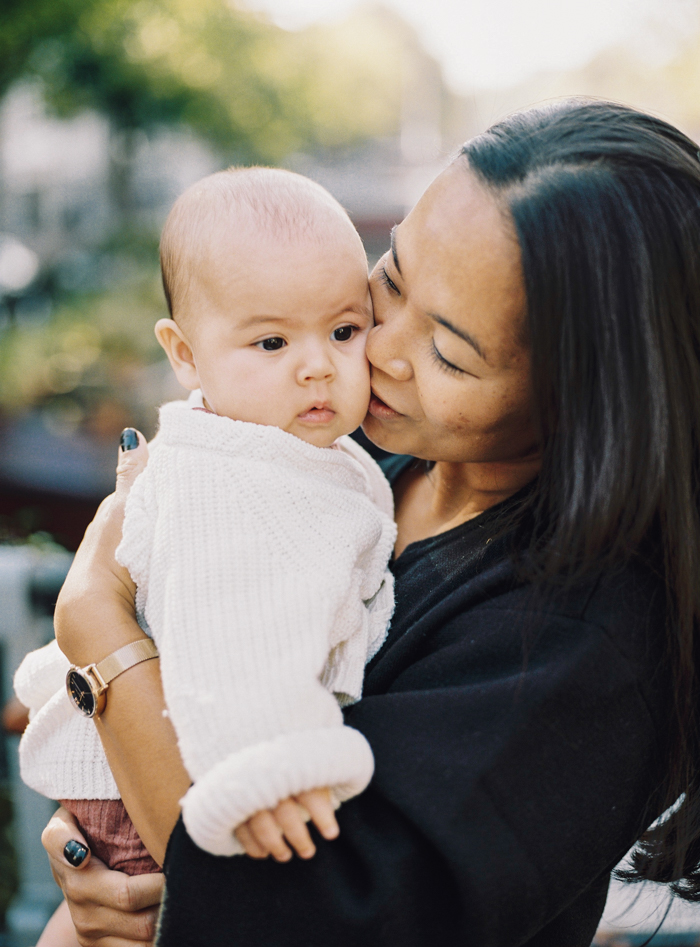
[{"left": 297, "top": 345, "right": 334, "bottom": 382}]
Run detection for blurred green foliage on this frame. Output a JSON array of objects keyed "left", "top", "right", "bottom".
[
  {"left": 1, "top": 287, "right": 154, "bottom": 410},
  {"left": 0, "top": 0, "right": 96, "bottom": 99},
  {"left": 0, "top": 249, "right": 168, "bottom": 431},
  {"left": 2, "top": 0, "right": 405, "bottom": 162}
]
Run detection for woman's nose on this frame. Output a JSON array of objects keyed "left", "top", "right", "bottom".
[{"left": 366, "top": 321, "right": 413, "bottom": 382}]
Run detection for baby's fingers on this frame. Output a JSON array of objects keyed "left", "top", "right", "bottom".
[
  {"left": 248, "top": 810, "right": 292, "bottom": 863},
  {"left": 296, "top": 788, "right": 339, "bottom": 841},
  {"left": 273, "top": 799, "right": 316, "bottom": 859},
  {"left": 234, "top": 821, "right": 269, "bottom": 860}
]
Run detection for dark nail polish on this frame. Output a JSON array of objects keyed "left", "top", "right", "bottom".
[
  {"left": 64, "top": 840, "right": 88, "bottom": 866},
  {"left": 120, "top": 428, "right": 139, "bottom": 451}
]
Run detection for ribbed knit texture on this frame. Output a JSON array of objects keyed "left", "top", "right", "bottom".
[
  {"left": 60, "top": 799, "right": 159, "bottom": 874},
  {"left": 16, "top": 393, "right": 396, "bottom": 856}
]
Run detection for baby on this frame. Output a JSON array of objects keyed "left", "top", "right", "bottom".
[{"left": 15, "top": 168, "right": 396, "bottom": 943}]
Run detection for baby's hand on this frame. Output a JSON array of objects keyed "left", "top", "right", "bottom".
[{"left": 234, "top": 788, "right": 339, "bottom": 862}]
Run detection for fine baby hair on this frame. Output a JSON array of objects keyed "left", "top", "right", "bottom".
[{"left": 159, "top": 166, "right": 364, "bottom": 325}]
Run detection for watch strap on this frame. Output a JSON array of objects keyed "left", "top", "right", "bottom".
[{"left": 93, "top": 638, "right": 159, "bottom": 688}]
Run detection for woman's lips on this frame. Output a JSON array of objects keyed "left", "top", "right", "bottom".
[
  {"left": 297, "top": 406, "right": 336, "bottom": 424},
  {"left": 368, "top": 393, "right": 401, "bottom": 420}
]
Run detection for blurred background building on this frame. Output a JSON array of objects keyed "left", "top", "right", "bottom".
[{"left": 1, "top": 0, "right": 700, "bottom": 942}]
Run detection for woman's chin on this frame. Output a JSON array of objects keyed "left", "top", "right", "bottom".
[{"left": 361, "top": 413, "right": 407, "bottom": 453}]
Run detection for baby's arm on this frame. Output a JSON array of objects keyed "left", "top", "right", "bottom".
[
  {"left": 14, "top": 639, "right": 70, "bottom": 716},
  {"left": 165, "top": 554, "right": 374, "bottom": 857},
  {"left": 119, "top": 442, "right": 375, "bottom": 858}
]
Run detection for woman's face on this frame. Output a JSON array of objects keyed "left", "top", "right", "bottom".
[{"left": 364, "top": 161, "right": 538, "bottom": 465}]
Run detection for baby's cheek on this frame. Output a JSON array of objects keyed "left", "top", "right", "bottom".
[
  {"left": 355, "top": 391, "right": 372, "bottom": 422},
  {"left": 355, "top": 363, "right": 370, "bottom": 403},
  {"left": 333, "top": 356, "right": 369, "bottom": 429}
]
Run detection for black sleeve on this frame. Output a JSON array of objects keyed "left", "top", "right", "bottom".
[{"left": 158, "top": 589, "right": 668, "bottom": 947}]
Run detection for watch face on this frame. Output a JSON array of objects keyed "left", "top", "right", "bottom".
[{"left": 66, "top": 669, "right": 97, "bottom": 717}]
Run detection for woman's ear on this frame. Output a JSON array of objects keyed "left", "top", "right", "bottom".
[{"left": 155, "top": 319, "right": 200, "bottom": 391}]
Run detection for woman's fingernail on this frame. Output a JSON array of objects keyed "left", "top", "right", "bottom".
[
  {"left": 64, "top": 840, "right": 88, "bottom": 866},
  {"left": 120, "top": 428, "right": 139, "bottom": 451}
]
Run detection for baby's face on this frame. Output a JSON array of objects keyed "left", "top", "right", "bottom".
[{"left": 182, "top": 225, "right": 372, "bottom": 448}]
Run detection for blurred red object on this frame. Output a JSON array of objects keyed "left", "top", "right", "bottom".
[{"left": 2, "top": 696, "right": 30, "bottom": 734}]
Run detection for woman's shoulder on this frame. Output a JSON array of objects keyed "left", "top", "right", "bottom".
[
  {"left": 496, "top": 550, "right": 666, "bottom": 627},
  {"left": 514, "top": 551, "right": 667, "bottom": 659},
  {"left": 575, "top": 554, "right": 668, "bottom": 682},
  {"left": 466, "top": 547, "right": 668, "bottom": 677},
  {"left": 369, "top": 535, "right": 668, "bottom": 708}
]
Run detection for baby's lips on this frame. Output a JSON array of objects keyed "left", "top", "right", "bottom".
[{"left": 297, "top": 405, "right": 336, "bottom": 423}]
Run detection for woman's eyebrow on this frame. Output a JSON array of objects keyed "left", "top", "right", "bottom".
[
  {"left": 390, "top": 226, "right": 487, "bottom": 362},
  {"left": 430, "top": 313, "right": 487, "bottom": 361},
  {"left": 390, "top": 226, "right": 402, "bottom": 275}
]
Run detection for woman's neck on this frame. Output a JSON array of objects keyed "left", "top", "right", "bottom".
[
  {"left": 429, "top": 456, "right": 540, "bottom": 518},
  {"left": 394, "top": 454, "right": 540, "bottom": 558}
]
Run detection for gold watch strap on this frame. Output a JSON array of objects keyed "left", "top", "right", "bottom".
[{"left": 94, "top": 638, "right": 159, "bottom": 687}]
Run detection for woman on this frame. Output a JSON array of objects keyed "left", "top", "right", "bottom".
[{"left": 41, "top": 99, "right": 700, "bottom": 946}]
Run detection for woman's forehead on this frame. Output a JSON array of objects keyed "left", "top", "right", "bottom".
[{"left": 397, "top": 162, "right": 526, "bottom": 365}]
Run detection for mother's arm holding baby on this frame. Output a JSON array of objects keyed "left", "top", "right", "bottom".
[
  {"left": 41, "top": 436, "right": 177, "bottom": 946},
  {"left": 52, "top": 433, "right": 186, "bottom": 867}
]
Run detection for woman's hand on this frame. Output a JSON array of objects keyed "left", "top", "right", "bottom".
[
  {"left": 55, "top": 428, "right": 150, "bottom": 667},
  {"left": 234, "top": 788, "right": 340, "bottom": 862},
  {"left": 42, "top": 808, "right": 163, "bottom": 947}
]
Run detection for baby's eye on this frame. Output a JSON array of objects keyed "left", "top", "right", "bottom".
[
  {"left": 256, "top": 337, "right": 286, "bottom": 351},
  {"left": 332, "top": 325, "right": 355, "bottom": 342}
]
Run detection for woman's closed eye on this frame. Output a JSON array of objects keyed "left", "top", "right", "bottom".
[
  {"left": 431, "top": 339, "right": 467, "bottom": 376},
  {"left": 378, "top": 267, "right": 400, "bottom": 295},
  {"left": 255, "top": 336, "right": 286, "bottom": 351}
]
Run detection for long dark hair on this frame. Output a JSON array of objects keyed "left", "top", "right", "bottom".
[{"left": 462, "top": 99, "right": 700, "bottom": 898}]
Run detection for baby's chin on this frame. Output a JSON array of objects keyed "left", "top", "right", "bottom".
[
  {"left": 291, "top": 427, "right": 349, "bottom": 449},
  {"left": 289, "top": 416, "right": 363, "bottom": 449}
]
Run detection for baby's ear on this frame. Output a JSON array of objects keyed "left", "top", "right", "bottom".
[{"left": 155, "top": 318, "right": 200, "bottom": 390}]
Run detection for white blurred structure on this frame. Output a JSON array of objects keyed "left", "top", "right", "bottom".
[
  {"left": 0, "top": 85, "right": 112, "bottom": 262},
  {"left": 0, "top": 83, "right": 218, "bottom": 269},
  {"left": 0, "top": 236, "right": 38, "bottom": 295}
]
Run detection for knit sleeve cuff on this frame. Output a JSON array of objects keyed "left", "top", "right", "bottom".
[
  {"left": 180, "top": 726, "right": 374, "bottom": 856},
  {"left": 14, "top": 639, "right": 70, "bottom": 715}
]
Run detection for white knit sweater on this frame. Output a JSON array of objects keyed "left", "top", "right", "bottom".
[{"left": 15, "top": 393, "right": 396, "bottom": 856}]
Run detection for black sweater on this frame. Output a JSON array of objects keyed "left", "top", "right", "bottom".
[{"left": 158, "top": 457, "right": 670, "bottom": 947}]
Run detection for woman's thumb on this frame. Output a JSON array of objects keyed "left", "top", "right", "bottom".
[
  {"left": 42, "top": 807, "right": 92, "bottom": 872},
  {"left": 115, "top": 428, "right": 149, "bottom": 499}
]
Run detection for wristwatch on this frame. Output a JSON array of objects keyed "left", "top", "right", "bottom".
[{"left": 66, "top": 639, "right": 159, "bottom": 718}]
